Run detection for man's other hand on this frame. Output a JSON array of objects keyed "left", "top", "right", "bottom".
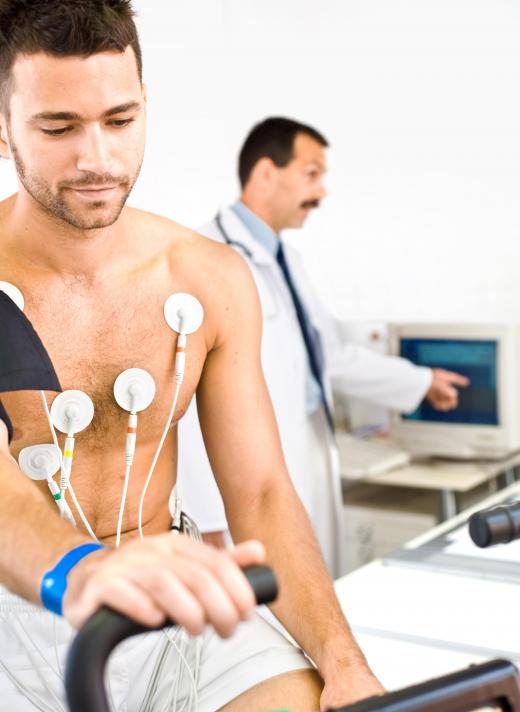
[
  {"left": 320, "top": 662, "right": 385, "bottom": 711},
  {"left": 63, "top": 535, "right": 265, "bottom": 634},
  {"left": 426, "top": 369, "right": 470, "bottom": 411}
]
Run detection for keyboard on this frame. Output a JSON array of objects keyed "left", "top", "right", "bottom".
[{"left": 337, "top": 433, "right": 411, "bottom": 479}]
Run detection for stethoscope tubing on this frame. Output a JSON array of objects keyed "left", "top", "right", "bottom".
[{"left": 215, "top": 212, "right": 254, "bottom": 259}]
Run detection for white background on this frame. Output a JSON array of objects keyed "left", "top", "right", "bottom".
[{"left": 2, "top": 0, "right": 520, "bottom": 323}]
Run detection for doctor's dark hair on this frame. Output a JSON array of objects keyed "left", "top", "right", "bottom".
[
  {"left": 238, "top": 117, "right": 329, "bottom": 188},
  {"left": 0, "top": 0, "right": 142, "bottom": 113}
]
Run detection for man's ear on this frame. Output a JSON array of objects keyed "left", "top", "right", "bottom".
[
  {"left": 0, "top": 114, "right": 12, "bottom": 161},
  {"left": 251, "top": 157, "right": 277, "bottom": 188}
]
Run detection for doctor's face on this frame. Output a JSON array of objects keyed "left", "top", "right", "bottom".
[
  {"left": 270, "top": 133, "right": 327, "bottom": 230},
  {"left": 0, "top": 47, "right": 145, "bottom": 230}
]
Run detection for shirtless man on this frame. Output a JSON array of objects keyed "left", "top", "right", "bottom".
[{"left": 0, "top": 1, "right": 384, "bottom": 710}]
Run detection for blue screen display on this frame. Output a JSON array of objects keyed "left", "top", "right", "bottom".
[{"left": 400, "top": 338, "right": 498, "bottom": 425}]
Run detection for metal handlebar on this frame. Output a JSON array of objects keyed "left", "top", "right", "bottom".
[
  {"left": 65, "top": 564, "right": 277, "bottom": 712},
  {"left": 469, "top": 502, "right": 520, "bottom": 548},
  {"left": 330, "top": 659, "right": 520, "bottom": 712}
]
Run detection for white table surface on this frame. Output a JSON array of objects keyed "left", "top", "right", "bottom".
[
  {"left": 334, "top": 483, "right": 520, "bottom": 692},
  {"left": 336, "top": 561, "right": 520, "bottom": 660},
  {"left": 337, "top": 433, "right": 520, "bottom": 492},
  {"left": 352, "top": 630, "right": 493, "bottom": 691}
]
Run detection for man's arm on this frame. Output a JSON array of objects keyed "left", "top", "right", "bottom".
[
  {"left": 196, "top": 253, "right": 384, "bottom": 709},
  {"left": 328, "top": 341, "right": 433, "bottom": 413},
  {"left": 0, "top": 418, "right": 264, "bottom": 635},
  {"left": 317, "top": 303, "right": 469, "bottom": 414},
  {"left": 0, "top": 419, "right": 89, "bottom": 602}
]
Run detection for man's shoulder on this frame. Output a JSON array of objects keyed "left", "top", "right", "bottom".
[
  {"left": 127, "top": 206, "right": 192, "bottom": 242},
  {"left": 127, "top": 206, "right": 249, "bottom": 276}
]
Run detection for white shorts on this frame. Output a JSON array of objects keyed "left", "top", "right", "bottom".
[{"left": 0, "top": 588, "right": 312, "bottom": 712}]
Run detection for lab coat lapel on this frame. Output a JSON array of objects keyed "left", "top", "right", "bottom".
[
  {"left": 283, "top": 243, "right": 323, "bottom": 335},
  {"left": 282, "top": 242, "right": 335, "bottom": 411}
]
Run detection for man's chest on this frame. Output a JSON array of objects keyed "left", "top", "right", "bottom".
[{"left": 5, "top": 285, "right": 207, "bottom": 454}]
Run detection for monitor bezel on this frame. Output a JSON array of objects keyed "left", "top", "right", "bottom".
[{"left": 388, "top": 323, "right": 520, "bottom": 459}]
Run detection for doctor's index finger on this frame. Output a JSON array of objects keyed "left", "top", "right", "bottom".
[{"left": 445, "top": 371, "right": 470, "bottom": 387}]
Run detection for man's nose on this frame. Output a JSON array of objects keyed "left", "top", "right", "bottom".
[
  {"left": 76, "top": 125, "right": 113, "bottom": 175},
  {"left": 317, "top": 180, "right": 327, "bottom": 200}
]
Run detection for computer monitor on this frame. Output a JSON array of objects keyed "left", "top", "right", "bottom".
[{"left": 388, "top": 323, "right": 520, "bottom": 459}]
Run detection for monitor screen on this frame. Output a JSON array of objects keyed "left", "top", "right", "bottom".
[{"left": 400, "top": 338, "right": 498, "bottom": 425}]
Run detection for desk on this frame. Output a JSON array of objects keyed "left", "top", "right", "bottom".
[
  {"left": 337, "top": 432, "right": 520, "bottom": 520},
  {"left": 334, "top": 482, "right": 520, "bottom": 691}
]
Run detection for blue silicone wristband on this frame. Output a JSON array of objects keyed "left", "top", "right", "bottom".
[{"left": 40, "top": 543, "right": 105, "bottom": 616}]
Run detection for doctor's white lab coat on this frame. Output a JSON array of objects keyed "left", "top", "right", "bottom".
[{"left": 177, "top": 206, "right": 432, "bottom": 576}]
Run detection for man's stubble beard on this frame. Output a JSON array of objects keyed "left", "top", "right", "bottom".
[{"left": 9, "top": 134, "right": 142, "bottom": 230}]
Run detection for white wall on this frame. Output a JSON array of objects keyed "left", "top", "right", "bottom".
[{"left": 2, "top": 0, "right": 519, "bottom": 322}]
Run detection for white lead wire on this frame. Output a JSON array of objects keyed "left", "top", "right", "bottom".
[
  {"left": 67, "top": 483, "right": 98, "bottom": 541},
  {"left": 40, "top": 391, "right": 59, "bottom": 450},
  {"left": 138, "top": 383, "right": 181, "bottom": 539},
  {"left": 40, "top": 391, "right": 97, "bottom": 539},
  {"left": 116, "top": 463, "right": 132, "bottom": 548}
]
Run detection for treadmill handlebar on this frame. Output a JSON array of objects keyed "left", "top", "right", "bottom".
[
  {"left": 469, "top": 502, "right": 520, "bottom": 548},
  {"left": 331, "top": 659, "right": 520, "bottom": 712},
  {"left": 65, "top": 564, "right": 277, "bottom": 712}
]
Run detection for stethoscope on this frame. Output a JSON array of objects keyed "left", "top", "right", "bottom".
[
  {"left": 215, "top": 212, "right": 281, "bottom": 318},
  {"left": 215, "top": 212, "right": 254, "bottom": 259}
]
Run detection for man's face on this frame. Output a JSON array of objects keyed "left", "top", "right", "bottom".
[
  {"left": 269, "top": 133, "right": 327, "bottom": 230},
  {"left": 1, "top": 47, "right": 145, "bottom": 230}
]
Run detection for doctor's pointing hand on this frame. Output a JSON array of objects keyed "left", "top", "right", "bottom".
[{"left": 426, "top": 369, "right": 470, "bottom": 411}]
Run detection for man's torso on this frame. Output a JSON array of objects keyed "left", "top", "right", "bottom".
[{"left": 0, "top": 202, "right": 223, "bottom": 543}]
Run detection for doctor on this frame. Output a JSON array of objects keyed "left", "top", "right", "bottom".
[{"left": 178, "top": 117, "right": 469, "bottom": 575}]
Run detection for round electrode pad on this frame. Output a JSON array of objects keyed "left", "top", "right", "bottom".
[
  {"left": 0, "top": 281, "right": 24, "bottom": 311},
  {"left": 113, "top": 368, "right": 156, "bottom": 413},
  {"left": 164, "top": 293, "right": 204, "bottom": 335},
  {"left": 50, "top": 390, "right": 94, "bottom": 435},
  {"left": 19, "top": 444, "right": 62, "bottom": 481}
]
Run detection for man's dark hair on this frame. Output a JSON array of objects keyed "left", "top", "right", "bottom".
[
  {"left": 0, "top": 0, "right": 142, "bottom": 113},
  {"left": 238, "top": 117, "right": 329, "bottom": 188}
]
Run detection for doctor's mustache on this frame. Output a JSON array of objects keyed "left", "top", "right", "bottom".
[{"left": 300, "top": 199, "right": 321, "bottom": 210}]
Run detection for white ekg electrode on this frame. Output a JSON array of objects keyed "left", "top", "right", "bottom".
[
  {"left": 50, "top": 390, "right": 94, "bottom": 496},
  {"left": 19, "top": 443, "right": 62, "bottom": 481},
  {"left": 114, "top": 367, "right": 156, "bottom": 464},
  {"left": 0, "top": 281, "right": 24, "bottom": 311},
  {"left": 164, "top": 293, "right": 204, "bottom": 385},
  {"left": 137, "top": 293, "right": 204, "bottom": 540},
  {"left": 50, "top": 390, "right": 94, "bottom": 435},
  {"left": 18, "top": 444, "right": 74, "bottom": 523},
  {"left": 164, "top": 293, "right": 204, "bottom": 336},
  {"left": 113, "top": 368, "right": 156, "bottom": 546},
  {"left": 114, "top": 368, "right": 156, "bottom": 414}
]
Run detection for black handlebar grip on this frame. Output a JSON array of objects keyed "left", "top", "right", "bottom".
[
  {"left": 65, "top": 564, "right": 277, "bottom": 712},
  {"left": 469, "top": 502, "right": 520, "bottom": 548},
  {"left": 329, "top": 659, "right": 520, "bottom": 712},
  {"left": 244, "top": 563, "right": 278, "bottom": 605}
]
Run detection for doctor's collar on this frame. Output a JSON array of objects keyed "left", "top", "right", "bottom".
[{"left": 231, "top": 201, "right": 280, "bottom": 257}]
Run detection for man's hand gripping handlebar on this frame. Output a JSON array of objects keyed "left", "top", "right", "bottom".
[
  {"left": 62, "top": 534, "right": 266, "bottom": 634},
  {"left": 62, "top": 534, "right": 274, "bottom": 711},
  {"left": 65, "top": 563, "right": 277, "bottom": 712}
]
